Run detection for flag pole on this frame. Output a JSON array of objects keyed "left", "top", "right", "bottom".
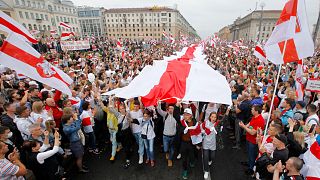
[{"left": 262, "top": 40, "right": 288, "bottom": 137}]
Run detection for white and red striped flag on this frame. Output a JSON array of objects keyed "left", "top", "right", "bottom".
[
  {"left": 50, "top": 30, "right": 57, "bottom": 35},
  {"left": 295, "top": 60, "right": 304, "bottom": 101},
  {"left": 117, "top": 39, "right": 122, "bottom": 49},
  {"left": 0, "top": 10, "right": 37, "bottom": 43},
  {"left": 59, "top": 22, "right": 71, "bottom": 29},
  {"left": 114, "top": 45, "right": 232, "bottom": 106},
  {"left": 181, "top": 118, "right": 202, "bottom": 144},
  {"left": 264, "top": 0, "right": 314, "bottom": 64},
  {"left": 302, "top": 136, "right": 320, "bottom": 180},
  {"left": 0, "top": 33, "right": 73, "bottom": 96},
  {"left": 61, "top": 31, "right": 75, "bottom": 41},
  {"left": 162, "top": 31, "right": 168, "bottom": 39},
  {"left": 169, "top": 34, "right": 175, "bottom": 44},
  {"left": 254, "top": 44, "right": 268, "bottom": 64}
]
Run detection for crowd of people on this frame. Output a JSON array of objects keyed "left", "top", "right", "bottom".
[{"left": 0, "top": 36, "right": 319, "bottom": 180}]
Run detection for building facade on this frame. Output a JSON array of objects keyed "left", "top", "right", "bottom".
[
  {"left": 77, "top": 6, "right": 105, "bottom": 37},
  {"left": 218, "top": 25, "right": 232, "bottom": 41},
  {"left": 229, "top": 10, "right": 281, "bottom": 43},
  {"left": 104, "top": 6, "right": 198, "bottom": 40},
  {"left": 0, "top": 0, "right": 80, "bottom": 36}
]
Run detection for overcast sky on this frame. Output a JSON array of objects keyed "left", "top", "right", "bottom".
[{"left": 72, "top": 0, "right": 319, "bottom": 38}]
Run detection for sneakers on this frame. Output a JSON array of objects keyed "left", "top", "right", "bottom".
[
  {"left": 167, "top": 160, "right": 173, "bottom": 167},
  {"left": 109, "top": 156, "right": 115, "bottom": 161},
  {"left": 165, "top": 153, "right": 169, "bottom": 160},
  {"left": 208, "top": 161, "right": 212, "bottom": 166},
  {"left": 204, "top": 171, "right": 209, "bottom": 179},
  {"left": 89, "top": 148, "right": 100, "bottom": 155},
  {"left": 145, "top": 159, "right": 150, "bottom": 164},
  {"left": 123, "top": 160, "right": 130, "bottom": 169},
  {"left": 182, "top": 170, "right": 188, "bottom": 180},
  {"left": 177, "top": 153, "right": 181, "bottom": 160},
  {"left": 138, "top": 155, "right": 143, "bottom": 164},
  {"left": 150, "top": 160, "right": 155, "bottom": 167}
]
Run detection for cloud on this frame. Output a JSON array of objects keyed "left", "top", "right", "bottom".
[{"left": 72, "top": 0, "right": 319, "bottom": 38}]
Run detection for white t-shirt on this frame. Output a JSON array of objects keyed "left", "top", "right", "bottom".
[
  {"left": 129, "top": 110, "right": 143, "bottom": 134},
  {"left": 306, "top": 114, "right": 319, "bottom": 126},
  {"left": 202, "top": 104, "right": 220, "bottom": 120}
]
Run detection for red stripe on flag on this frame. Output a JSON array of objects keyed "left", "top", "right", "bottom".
[
  {"left": 255, "top": 45, "right": 266, "bottom": 58},
  {"left": 141, "top": 45, "right": 196, "bottom": 106},
  {"left": 278, "top": 39, "right": 299, "bottom": 63},
  {"left": 0, "top": 41, "right": 70, "bottom": 86},
  {"left": 0, "top": 17, "right": 37, "bottom": 44},
  {"left": 276, "top": 0, "right": 298, "bottom": 25}
]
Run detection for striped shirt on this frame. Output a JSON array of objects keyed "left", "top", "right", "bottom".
[{"left": 0, "top": 158, "right": 24, "bottom": 180}]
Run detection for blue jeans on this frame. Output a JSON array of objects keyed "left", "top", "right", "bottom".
[
  {"left": 133, "top": 132, "right": 144, "bottom": 156},
  {"left": 246, "top": 141, "right": 258, "bottom": 170},
  {"left": 109, "top": 129, "right": 117, "bottom": 157},
  {"left": 143, "top": 138, "right": 154, "bottom": 160},
  {"left": 163, "top": 135, "right": 175, "bottom": 160}
]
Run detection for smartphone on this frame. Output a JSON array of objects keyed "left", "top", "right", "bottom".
[{"left": 309, "top": 124, "right": 316, "bottom": 133}]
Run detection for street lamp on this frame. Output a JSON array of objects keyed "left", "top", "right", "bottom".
[{"left": 257, "top": 1, "right": 266, "bottom": 42}]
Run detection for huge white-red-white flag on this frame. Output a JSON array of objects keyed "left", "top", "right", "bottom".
[
  {"left": 0, "top": 10, "right": 37, "bottom": 44},
  {"left": 254, "top": 44, "right": 268, "bottom": 64},
  {"left": 264, "top": 0, "right": 314, "bottom": 64},
  {"left": 61, "top": 31, "right": 75, "bottom": 41},
  {"left": 59, "top": 22, "right": 71, "bottom": 29},
  {"left": 114, "top": 45, "right": 232, "bottom": 106},
  {"left": 0, "top": 33, "right": 73, "bottom": 96},
  {"left": 295, "top": 60, "right": 304, "bottom": 101}
]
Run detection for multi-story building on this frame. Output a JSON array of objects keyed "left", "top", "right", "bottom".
[
  {"left": 0, "top": 0, "right": 80, "bottom": 36},
  {"left": 104, "top": 5, "right": 198, "bottom": 40},
  {"left": 77, "top": 6, "right": 105, "bottom": 37},
  {"left": 229, "top": 10, "right": 281, "bottom": 43},
  {"left": 218, "top": 25, "right": 232, "bottom": 41}
]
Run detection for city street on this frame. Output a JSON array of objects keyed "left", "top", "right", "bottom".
[{"left": 73, "top": 127, "right": 250, "bottom": 180}]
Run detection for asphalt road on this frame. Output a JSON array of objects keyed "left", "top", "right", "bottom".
[{"left": 71, "top": 127, "right": 252, "bottom": 180}]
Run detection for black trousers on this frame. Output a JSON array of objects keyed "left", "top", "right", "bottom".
[
  {"left": 119, "top": 128, "right": 134, "bottom": 161},
  {"left": 181, "top": 141, "right": 195, "bottom": 171}
]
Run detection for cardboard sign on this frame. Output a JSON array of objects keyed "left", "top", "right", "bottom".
[
  {"left": 306, "top": 78, "right": 320, "bottom": 92},
  {"left": 61, "top": 40, "right": 90, "bottom": 51}
]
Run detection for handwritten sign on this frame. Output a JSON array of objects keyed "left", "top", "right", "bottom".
[
  {"left": 306, "top": 78, "right": 320, "bottom": 92},
  {"left": 61, "top": 40, "right": 90, "bottom": 51}
]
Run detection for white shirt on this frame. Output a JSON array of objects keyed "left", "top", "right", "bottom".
[
  {"left": 129, "top": 110, "right": 143, "bottom": 133},
  {"left": 306, "top": 114, "right": 319, "bottom": 126}
]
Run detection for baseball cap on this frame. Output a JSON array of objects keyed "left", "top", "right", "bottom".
[
  {"left": 275, "top": 134, "right": 287, "bottom": 145},
  {"left": 184, "top": 108, "right": 192, "bottom": 115}
]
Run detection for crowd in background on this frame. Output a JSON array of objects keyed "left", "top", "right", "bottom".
[{"left": 0, "top": 36, "right": 319, "bottom": 180}]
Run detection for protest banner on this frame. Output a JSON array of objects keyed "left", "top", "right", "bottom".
[
  {"left": 61, "top": 40, "right": 90, "bottom": 51},
  {"left": 306, "top": 78, "right": 320, "bottom": 92}
]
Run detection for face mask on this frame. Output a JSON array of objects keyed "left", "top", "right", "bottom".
[{"left": 7, "top": 132, "right": 13, "bottom": 138}]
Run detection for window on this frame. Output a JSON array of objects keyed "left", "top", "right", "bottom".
[
  {"left": 19, "top": 11, "right": 23, "bottom": 18},
  {"left": 25, "top": 12, "right": 29, "bottom": 19},
  {"left": 161, "top": 13, "right": 167, "bottom": 16},
  {"left": 21, "top": 0, "right": 25, "bottom": 6},
  {"left": 27, "top": 1, "right": 30, "bottom": 6},
  {"left": 35, "top": 13, "right": 39, "bottom": 19},
  {"left": 28, "top": 24, "right": 32, "bottom": 30},
  {"left": 45, "top": 15, "right": 48, "bottom": 21},
  {"left": 40, "top": 14, "right": 43, "bottom": 20},
  {"left": 15, "top": 0, "right": 19, "bottom": 5},
  {"left": 54, "top": 5, "right": 56, "bottom": 11},
  {"left": 22, "top": 23, "right": 26, "bottom": 28},
  {"left": 33, "top": 24, "right": 37, "bottom": 30}
]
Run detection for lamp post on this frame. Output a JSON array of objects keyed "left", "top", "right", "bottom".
[
  {"left": 313, "top": 1, "right": 320, "bottom": 45},
  {"left": 257, "top": 1, "right": 266, "bottom": 42}
]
